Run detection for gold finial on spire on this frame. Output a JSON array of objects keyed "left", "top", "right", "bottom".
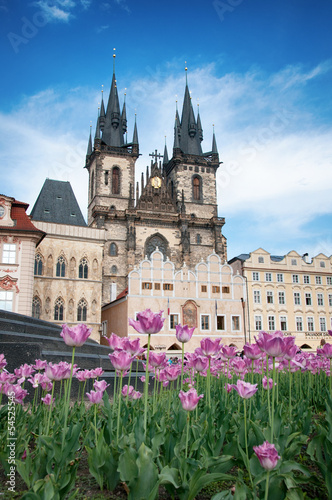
[
  {"left": 113, "top": 48, "right": 116, "bottom": 73},
  {"left": 185, "top": 61, "right": 188, "bottom": 84}
]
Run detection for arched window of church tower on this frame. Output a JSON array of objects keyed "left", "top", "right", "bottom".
[
  {"left": 112, "top": 167, "right": 120, "bottom": 194},
  {"left": 145, "top": 234, "right": 169, "bottom": 260},
  {"left": 34, "top": 253, "right": 43, "bottom": 276},
  {"left": 193, "top": 176, "right": 201, "bottom": 201},
  {"left": 56, "top": 255, "right": 66, "bottom": 277},
  {"left": 79, "top": 258, "right": 88, "bottom": 279},
  {"left": 110, "top": 243, "right": 118, "bottom": 256}
]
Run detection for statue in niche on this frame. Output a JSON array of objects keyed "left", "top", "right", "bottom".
[{"left": 182, "top": 301, "right": 197, "bottom": 329}]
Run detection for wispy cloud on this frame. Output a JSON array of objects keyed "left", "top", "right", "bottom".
[
  {"left": 1, "top": 61, "right": 331, "bottom": 257},
  {"left": 33, "top": 0, "right": 75, "bottom": 22},
  {"left": 96, "top": 24, "right": 109, "bottom": 34}
]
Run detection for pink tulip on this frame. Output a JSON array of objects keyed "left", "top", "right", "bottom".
[
  {"left": 90, "top": 367, "right": 104, "bottom": 378},
  {"left": 0, "top": 354, "right": 7, "bottom": 370},
  {"left": 107, "top": 333, "right": 125, "bottom": 350},
  {"left": 243, "top": 343, "right": 262, "bottom": 360},
  {"left": 122, "top": 338, "right": 145, "bottom": 357},
  {"left": 132, "top": 390, "right": 142, "bottom": 400},
  {"left": 262, "top": 376, "right": 276, "bottom": 390},
  {"left": 14, "top": 364, "right": 35, "bottom": 380},
  {"left": 255, "top": 331, "right": 292, "bottom": 358},
  {"left": 164, "top": 365, "right": 181, "bottom": 381},
  {"left": 76, "top": 369, "right": 93, "bottom": 382},
  {"left": 198, "top": 338, "right": 221, "bottom": 357},
  {"left": 179, "top": 388, "right": 204, "bottom": 411},
  {"left": 231, "top": 379, "right": 258, "bottom": 399},
  {"left": 28, "top": 373, "right": 47, "bottom": 388},
  {"left": 253, "top": 441, "right": 280, "bottom": 470},
  {"left": 41, "top": 394, "right": 54, "bottom": 406},
  {"left": 148, "top": 352, "right": 167, "bottom": 368},
  {"left": 60, "top": 323, "right": 91, "bottom": 347},
  {"left": 191, "top": 355, "right": 209, "bottom": 372},
  {"left": 222, "top": 345, "right": 238, "bottom": 359},
  {"left": 129, "top": 309, "right": 165, "bottom": 334},
  {"left": 33, "top": 359, "right": 47, "bottom": 371},
  {"left": 109, "top": 351, "right": 133, "bottom": 372},
  {"left": 175, "top": 324, "right": 195, "bottom": 343},
  {"left": 328, "top": 330, "right": 332, "bottom": 337},
  {"left": 86, "top": 389, "right": 104, "bottom": 404},
  {"left": 317, "top": 343, "right": 332, "bottom": 358},
  {"left": 4, "top": 384, "right": 28, "bottom": 404},
  {"left": 121, "top": 385, "right": 134, "bottom": 397},
  {"left": 94, "top": 379, "right": 109, "bottom": 392}
]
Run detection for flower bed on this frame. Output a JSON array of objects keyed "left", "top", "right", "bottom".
[{"left": 0, "top": 311, "right": 331, "bottom": 499}]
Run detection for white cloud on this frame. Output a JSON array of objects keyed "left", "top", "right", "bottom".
[
  {"left": 1, "top": 61, "right": 331, "bottom": 256},
  {"left": 33, "top": 1, "right": 74, "bottom": 22}
]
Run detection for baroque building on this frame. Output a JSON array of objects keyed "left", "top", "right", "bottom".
[
  {"left": 229, "top": 249, "right": 332, "bottom": 350},
  {"left": 85, "top": 67, "right": 227, "bottom": 306}
]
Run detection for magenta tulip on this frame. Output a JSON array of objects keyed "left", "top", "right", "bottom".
[
  {"left": 94, "top": 379, "right": 109, "bottom": 392},
  {"left": 231, "top": 379, "right": 258, "bottom": 399},
  {"left": 148, "top": 352, "right": 167, "bottom": 368},
  {"left": 109, "top": 350, "right": 133, "bottom": 372},
  {"left": 107, "top": 332, "right": 125, "bottom": 350},
  {"left": 129, "top": 308, "right": 165, "bottom": 334},
  {"left": 176, "top": 324, "right": 195, "bottom": 343},
  {"left": 179, "top": 388, "right": 204, "bottom": 411},
  {"left": 41, "top": 394, "right": 54, "bottom": 406},
  {"left": 121, "top": 384, "right": 134, "bottom": 397},
  {"left": 192, "top": 355, "right": 209, "bottom": 372},
  {"left": 0, "top": 354, "right": 7, "bottom": 370},
  {"left": 3, "top": 384, "right": 28, "bottom": 404},
  {"left": 60, "top": 323, "right": 91, "bottom": 347},
  {"left": 164, "top": 365, "right": 181, "bottom": 381},
  {"left": 222, "top": 345, "right": 238, "bottom": 359},
  {"left": 86, "top": 389, "right": 104, "bottom": 404},
  {"left": 253, "top": 441, "right": 280, "bottom": 470},
  {"left": 243, "top": 343, "right": 262, "bottom": 360},
  {"left": 198, "top": 338, "right": 221, "bottom": 357},
  {"left": 262, "top": 376, "right": 276, "bottom": 390},
  {"left": 255, "top": 331, "right": 293, "bottom": 358}
]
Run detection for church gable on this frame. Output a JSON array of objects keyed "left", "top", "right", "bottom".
[{"left": 136, "top": 158, "right": 177, "bottom": 214}]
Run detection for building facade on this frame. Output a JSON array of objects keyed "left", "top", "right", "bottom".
[
  {"left": 85, "top": 68, "right": 227, "bottom": 307},
  {"left": 0, "top": 195, "right": 45, "bottom": 315},
  {"left": 229, "top": 249, "right": 332, "bottom": 349},
  {"left": 102, "top": 250, "right": 246, "bottom": 351}
]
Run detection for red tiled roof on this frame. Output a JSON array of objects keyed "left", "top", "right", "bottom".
[
  {"left": 0, "top": 199, "right": 45, "bottom": 239},
  {"left": 116, "top": 287, "right": 128, "bottom": 300}
]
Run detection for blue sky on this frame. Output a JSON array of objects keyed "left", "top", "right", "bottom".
[{"left": 1, "top": 0, "right": 332, "bottom": 260}]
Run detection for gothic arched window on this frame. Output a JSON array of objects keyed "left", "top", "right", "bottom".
[
  {"left": 145, "top": 234, "right": 169, "bottom": 260},
  {"left": 78, "top": 258, "right": 88, "bottom": 279},
  {"left": 34, "top": 253, "right": 43, "bottom": 276},
  {"left": 77, "top": 298, "right": 87, "bottom": 322},
  {"left": 112, "top": 167, "right": 120, "bottom": 195},
  {"left": 110, "top": 243, "right": 118, "bottom": 256},
  {"left": 56, "top": 255, "right": 66, "bottom": 277},
  {"left": 193, "top": 176, "right": 201, "bottom": 201},
  {"left": 32, "top": 296, "right": 41, "bottom": 319},
  {"left": 54, "top": 297, "right": 64, "bottom": 321},
  {"left": 111, "top": 265, "right": 117, "bottom": 275}
]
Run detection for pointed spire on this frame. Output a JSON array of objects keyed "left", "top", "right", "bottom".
[
  {"left": 132, "top": 114, "right": 139, "bottom": 145},
  {"left": 212, "top": 125, "right": 218, "bottom": 154},
  {"left": 178, "top": 70, "right": 202, "bottom": 155},
  {"left": 99, "top": 85, "right": 106, "bottom": 131},
  {"left": 87, "top": 125, "right": 92, "bottom": 155},
  {"left": 163, "top": 137, "right": 169, "bottom": 164},
  {"left": 94, "top": 107, "right": 101, "bottom": 140},
  {"left": 121, "top": 90, "right": 127, "bottom": 134},
  {"left": 102, "top": 51, "right": 124, "bottom": 147},
  {"left": 173, "top": 113, "right": 180, "bottom": 149},
  {"left": 197, "top": 103, "right": 203, "bottom": 142}
]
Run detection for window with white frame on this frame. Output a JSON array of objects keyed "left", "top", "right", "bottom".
[
  {"left": 296, "top": 317, "right": 303, "bottom": 332},
  {"left": 320, "top": 317, "right": 326, "bottom": 332},
  {"left": 291, "top": 259, "right": 297, "bottom": 265},
  {"left": 2, "top": 244, "right": 16, "bottom": 264},
  {"left": 170, "top": 314, "right": 179, "bottom": 330},
  {"left": 253, "top": 290, "right": 261, "bottom": 304},
  {"left": 255, "top": 315, "right": 262, "bottom": 331},
  {"left": 320, "top": 261, "right": 325, "bottom": 268},
  {"left": 294, "top": 292, "right": 301, "bottom": 305},
  {"left": 268, "top": 316, "right": 275, "bottom": 330},
  {"left": 292, "top": 274, "right": 299, "bottom": 284},
  {"left": 305, "top": 293, "right": 312, "bottom": 306},
  {"left": 101, "top": 321, "right": 108, "bottom": 337},
  {"left": 278, "top": 291, "right": 285, "bottom": 305},
  {"left": 0, "top": 290, "right": 13, "bottom": 311},
  {"left": 327, "top": 276, "right": 332, "bottom": 285},
  {"left": 265, "top": 273, "right": 272, "bottom": 282},
  {"left": 317, "top": 293, "right": 324, "bottom": 306},
  {"left": 267, "top": 291, "right": 274, "bottom": 304},
  {"left": 252, "top": 272, "right": 259, "bottom": 281},
  {"left": 217, "top": 315, "right": 225, "bottom": 331},
  {"left": 280, "top": 316, "right": 287, "bottom": 331},
  {"left": 277, "top": 273, "right": 284, "bottom": 283},
  {"left": 232, "top": 316, "right": 240, "bottom": 331},
  {"left": 315, "top": 276, "right": 322, "bottom": 285},
  {"left": 201, "top": 315, "right": 210, "bottom": 330},
  {"left": 329, "top": 294, "right": 332, "bottom": 307},
  {"left": 303, "top": 275, "right": 310, "bottom": 284},
  {"left": 307, "top": 317, "right": 314, "bottom": 332},
  {"left": 258, "top": 256, "right": 264, "bottom": 263}
]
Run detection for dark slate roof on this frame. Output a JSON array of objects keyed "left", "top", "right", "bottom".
[
  {"left": 270, "top": 255, "right": 285, "bottom": 262},
  {"left": 30, "top": 179, "right": 87, "bottom": 226},
  {"left": 228, "top": 254, "right": 250, "bottom": 264}
]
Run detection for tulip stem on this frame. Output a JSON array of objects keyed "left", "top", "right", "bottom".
[
  {"left": 62, "top": 346, "right": 75, "bottom": 449},
  {"left": 116, "top": 371, "right": 123, "bottom": 443},
  {"left": 45, "top": 381, "right": 55, "bottom": 436},
  {"left": 94, "top": 403, "right": 98, "bottom": 447},
  {"left": 144, "top": 333, "right": 151, "bottom": 436},
  {"left": 265, "top": 470, "right": 270, "bottom": 500},
  {"left": 288, "top": 360, "right": 292, "bottom": 421},
  {"left": 244, "top": 398, "right": 253, "bottom": 488},
  {"left": 185, "top": 412, "right": 190, "bottom": 459},
  {"left": 271, "top": 357, "right": 276, "bottom": 442},
  {"left": 266, "top": 354, "right": 271, "bottom": 424},
  {"left": 181, "top": 342, "right": 185, "bottom": 387}
]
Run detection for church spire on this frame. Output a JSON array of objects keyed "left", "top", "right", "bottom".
[
  {"left": 163, "top": 137, "right": 169, "bottom": 164},
  {"left": 132, "top": 114, "right": 139, "bottom": 145},
  {"left": 99, "top": 86, "right": 106, "bottom": 132},
  {"left": 86, "top": 125, "right": 92, "bottom": 156},
  {"left": 212, "top": 125, "right": 218, "bottom": 155},
  {"left": 102, "top": 51, "right": 125, "bottom": 147}
]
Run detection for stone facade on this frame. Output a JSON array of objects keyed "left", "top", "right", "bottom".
[
  {"left": 229, "top": 248, "right": 332, "bottom": 350},
  {"left": 102, "top": 250, "right": 246, "bottom": 351},
  {"left": 32, "top": 221, "right": 105, "bottom": 341}
]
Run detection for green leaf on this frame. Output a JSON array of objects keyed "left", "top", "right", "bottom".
[
  {"left": 188, "top": 470, "right": 235, "bottom": 500},
  {"left": 158, "top": 465, "right": 181, "bottom": 489},
  {"left": 118, "top": 446, "right": 138, "bottom": 483}
]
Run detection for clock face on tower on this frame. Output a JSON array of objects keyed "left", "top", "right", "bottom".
[{"left": 151, "top": 176, "right": 162, "bottom": 189}]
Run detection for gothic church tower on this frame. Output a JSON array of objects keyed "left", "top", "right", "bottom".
[{"left": 85, "top": 64, "right": 226, "bottom": 305}]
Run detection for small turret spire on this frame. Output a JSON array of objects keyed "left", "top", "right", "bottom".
[
  {"left": 212, "top": 124, "right": 218, "bottom": 154},
  {"left": 132, "top": 113, "right": 139, "bottom": 145},
  {"left": 163, "top": 136, "right": 169, "bottom": 164},
  {"left": 87, "top": 124, "right": 92, "bottom": 155}
]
